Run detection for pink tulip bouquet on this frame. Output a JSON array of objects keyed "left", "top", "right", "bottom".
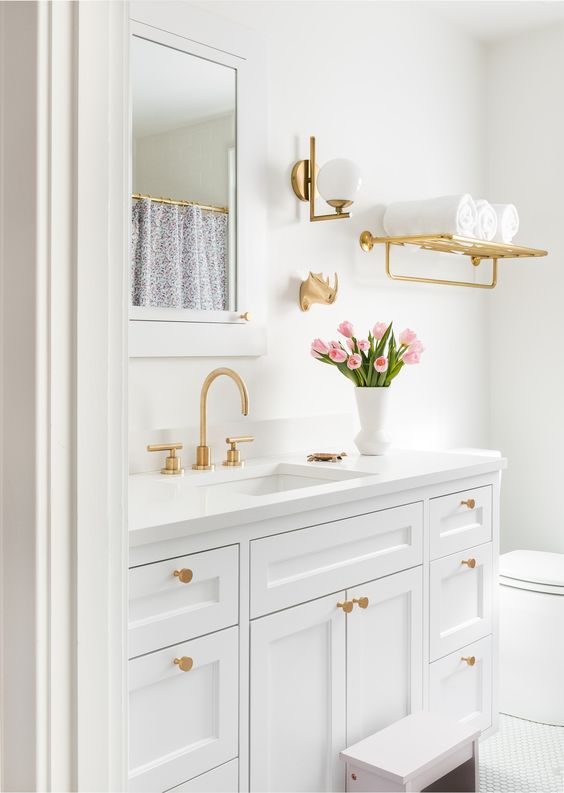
[{"left": 310, "top": 321, "right": 424, "bottom": 387}]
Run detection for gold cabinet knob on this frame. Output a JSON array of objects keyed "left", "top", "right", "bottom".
[
  {"left": 461, "top": 498, "right": 476, "bottom": 509},
  {"left": 173, "top": 656, "right": 193, "bottom": 672},
  {"left": 461, "top": 655, "right": 476, "bottom": 666},
  {"left": 337, "top": 600, "right": 353, "bottom": 613},
  {"left": 352, "top": 597, "right": 369, "bottom": 609},
  {"left": 461, "top": 558, "right": 477, "bottom": 568},
  {"left": 173, "top": 568, "right": 193, "bottom": 584},
  {"left": 240, "top": 312, "right": 252, "bottom": 321}
]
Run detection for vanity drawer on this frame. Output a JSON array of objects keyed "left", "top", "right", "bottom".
[
  {"left": 129, "top": 627, "right": 238, "bottom": 793},
  {"left": 430, "top": 486, "right": 492, "bottom": 560},
  {"left": 429, "top": 635, "right": 492, "bottom": 733},
  {"left": 164, "top": 760, "right": 238, "bottom": 793},
  {"left": 129, "top": 545, "right": 238, "bottom": 658},
  {"left": 250, "top": 502, "right": 423, "bottom": 618},
  {"left": 429, "top": 543, "right": 492, "bottom": 661}
]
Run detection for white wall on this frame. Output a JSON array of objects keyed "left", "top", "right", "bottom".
[
  {"left": 487, "top": 24, "right": 564, "bottom": 553},
  {"left": 134, "top": 112, "right": 234, "bottom": 205},
  {"left": 129, "top": 1, "right": 491, "bottom": 472}
]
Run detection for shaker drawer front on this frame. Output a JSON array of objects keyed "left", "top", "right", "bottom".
[
  {"left": 429, "top": 636, "right": 492, "bottom": 733},
  {"left": 430, "top": 543, "right": 492, "bottom": 661},
  {"left": 430, "top": 486, "right": 492, "bottom": 560},
  {"left": 250, "top": 502, "right": 423, "bottom": 618},
  {"left": 129, "top": 627, "right": 238, "bottom": 793},
  {"left": 129, "top": 545, "right": 238, "bottom": 658}
]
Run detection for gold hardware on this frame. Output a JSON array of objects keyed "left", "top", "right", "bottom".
[
  {"left": 223, "top": 435, "right": 255, "bottom": 467},
  {"left": 173, "top": 656, "right": 193, "bottom": 672},
  {"left": 291, "top": 136, "right": 352, "bottom": 222},
  {"left": 147, "top": 443, "right": 184, "bottom": 475},
  {"left": 461, "top": 558, "right": 477, "bottom": 568},
  {"left": 461, "top": 498, "right": 476, "bottom": 509},
  {"left": 352, "top": 596, "right": 369, "bottom": 609},
  {"left": 240, "top": 312, "right": 252, "bottom": 321},
  {"left": 461, "top": 655, "right": 476, "bottom": 666},
  {"left": 351, "top": 773, "right": 358, "bottom": 781},
  {"left": 337, "top": 600, "right": 353, "bottom": 613},
  {"left": 299, "top": 271, "right": 339, "bottom": 311},
  {"left": 173, "top": 568, "right": 193, "bottom": 584},
  {"left": 193, "top": 368, "right": 249, "bottom": 471},
  {"left": 132, "top": 192, "right": 228, "bottom": 214},
  {"left": 359, "top": 232, "right": 547, "bottom": 289}
]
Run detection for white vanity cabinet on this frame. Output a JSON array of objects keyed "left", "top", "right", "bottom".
[{"left": 128, "top": 459, "right": 501, "bottom": 793}]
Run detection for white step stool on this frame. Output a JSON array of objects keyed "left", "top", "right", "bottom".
[{"left": 340, "top": 712, "right": 480, "bottom": 792}]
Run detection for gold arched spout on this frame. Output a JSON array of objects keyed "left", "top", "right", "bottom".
[{"left": 193, "top": 368, "right": 249, "bottom": 470}]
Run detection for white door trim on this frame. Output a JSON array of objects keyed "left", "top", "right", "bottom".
[{"left": 0, "top": 2, "right": 128, "bottom": 789}]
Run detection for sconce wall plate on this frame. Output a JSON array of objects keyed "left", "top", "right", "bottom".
[
  {"left": 299, "top": 271, "right": 339, "bottom": 311},
  {"left": 291, "top": 136, "right": 360, "bottom": 223}
]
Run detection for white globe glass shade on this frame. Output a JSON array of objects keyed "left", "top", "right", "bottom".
[{"left": 316, "top": 158, "right": 362, "bottom": 203}]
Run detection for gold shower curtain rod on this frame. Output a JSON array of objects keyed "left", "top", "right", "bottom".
[{"left": 132, "top": 192, "right": 229, "bottom": 214}]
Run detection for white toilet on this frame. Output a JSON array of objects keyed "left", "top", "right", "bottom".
[{"left": 500, "top": 549, "right": 564, "bottom": 725}]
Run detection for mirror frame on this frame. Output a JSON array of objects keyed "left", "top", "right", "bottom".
[{"left": 128, "top": 3, "right": 267, "bottom": 357}]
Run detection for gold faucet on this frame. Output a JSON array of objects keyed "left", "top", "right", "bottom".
[{"left": 193, "top": 368, "right": 250, "bottom": 471}]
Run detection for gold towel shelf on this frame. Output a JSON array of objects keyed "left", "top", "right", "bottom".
[{"left": 359, "top": 232, "right": 547, "bottom": 289}]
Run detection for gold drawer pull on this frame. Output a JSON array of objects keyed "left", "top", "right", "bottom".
[
  {"left": 352, "top": 597, "right": 369, "bottom": 609},
  {"left": 461, "top": 558, "right": 476, "bottom": 568},
  {"left": 461, "top": 498, "right": 476, "bottom": 509},
  {"left": 461, "top": 655, "right": 476, "bottom": 666},
  {"left": 173, "top": 656, "right": 193, "bottom": 672},
  {"left": 173, "top": 568, "right": 193, "bottom": 583},
  {"left": 337, "top": 600, "right": 353, "bottom": 613}
]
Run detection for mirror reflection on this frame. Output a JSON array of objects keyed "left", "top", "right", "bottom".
[{"left": 131, "top": 36, "right": 236, "bottom": 312}]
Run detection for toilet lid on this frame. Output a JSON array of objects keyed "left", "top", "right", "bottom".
[{"left": 500, "top": 550, "right": 564, "bottom": 588}]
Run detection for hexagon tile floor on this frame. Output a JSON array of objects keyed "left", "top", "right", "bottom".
[{"left": 480, "top": 714, "right": 564, "bottom": 792}]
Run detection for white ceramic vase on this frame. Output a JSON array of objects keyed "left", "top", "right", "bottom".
[{"left": 354, "top": 386, "right": 391, "bottom": 455}]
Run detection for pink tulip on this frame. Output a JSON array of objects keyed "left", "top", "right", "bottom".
[
  {"left": 409, "top": 339, "right": 425, "bottom": 354},
  {"left": 337, "top": 321, "right": 354, "bottom": 338},
  {"left": 373, "top": 322, "right": 388, "bottom": 340},
  {"left": 330, "top": 340, "right": 341, "bottom": 348},
  {"left": 311, "top": 338, "right": 330, "bottom": 354},
  {"left": 399, "top": 328, "right": 417, "bottom": 346},
  {"left": 374, "top": 356, "right": 388, "bottom": 373},
  {"left": 346, "top": 338, "right": 355, "bottom": 352},
  {"left": 329, "top": 347, "right": 347, "bottom": 363},
  {"left": 347, "top": 354, "right": 362, "bottom": 370},
  {"left": 357, "top": 339, "right": 370, "bottom": 352},
  {"left": 311, "top": 348, "right": 322, "bottom": 359},
  {"left": 403, "top": 350, "right": 421, "bottom": 365}
]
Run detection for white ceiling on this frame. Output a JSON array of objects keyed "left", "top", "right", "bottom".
[
  {"left": 132, "top": 36, "right": 235, "bottom": 139},
  {"left": 426, "top": 0, "right": 564, "bottom": 42}
]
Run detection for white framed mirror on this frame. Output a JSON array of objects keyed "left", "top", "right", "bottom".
[{"left": 128, "top": 4, "right": 266, "bottom": 357}]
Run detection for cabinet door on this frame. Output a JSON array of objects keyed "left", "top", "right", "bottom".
[
  {"left": 129, "top": 627, "right": 238, "bottom": 793},
  {"left": 347, "top": 567, "right": 423, "bottom": 747},
  {"left": 250, "top": 593, "right": 347, "bottom": 792}
]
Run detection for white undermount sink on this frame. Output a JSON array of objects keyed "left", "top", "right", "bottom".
[{"left": 203, "top": 463, "right": 368, "bottom": 496}]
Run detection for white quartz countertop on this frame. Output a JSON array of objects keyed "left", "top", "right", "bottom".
[{"left": 129, "top": 449, "right": 506, "bottom": 546}]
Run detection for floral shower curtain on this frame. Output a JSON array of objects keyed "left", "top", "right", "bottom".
[{"left": 131, "top": 198, "right": 228, "bottom": 310}]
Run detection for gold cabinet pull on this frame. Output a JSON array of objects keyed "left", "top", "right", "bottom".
[
  {"left": 173, "top": 568, "right": 193, "bottom": 584},
  {"left": 337, "top": 600, "right": 353, "bottom": 613},
  {"left": 173, "top": 656, "right": 193, "bottom": 672},
  {"left": 461, "top": 558, "right": 477, "bottom": 568},
  {"left": 461, "top": 655, "right": 476, "bottom": 666},
  {"left": 240, "top": 312, "right": 252, "bottom": 321},
  {"left": 461, "top": 498, "right": 476, "bottom": 509},
  {"left": 352, "top": 597, "right": 369, "bottom": 609}
]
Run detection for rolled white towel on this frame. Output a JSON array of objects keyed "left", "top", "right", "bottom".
[
  {"left": 491, "top": 203, "right": 519, "bottom": 244},
  {"left": 383, "top": 194, "right": 477, "bottom": 238},
  {"left": 474, "top": 199, "right": 498, "bottom": 241}
]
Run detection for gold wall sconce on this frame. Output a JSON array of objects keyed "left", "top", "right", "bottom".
[
  {"left": 299, "top": 271, "right": 339, "bottom": 311},
  {"left": 291, "top": 136, "right": 361, "bottom": 222}
]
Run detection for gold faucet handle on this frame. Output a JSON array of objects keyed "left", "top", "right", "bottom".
[
  {"left": 223, "top": 436, "right": 254, "bottom": 467},
  {"left": 147, "top": 443, "right": 184, "bottom": 476}
]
